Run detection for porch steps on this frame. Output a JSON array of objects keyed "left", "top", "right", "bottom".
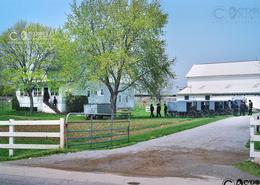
[{"left": 43, "top": 101, "right": 61, "bottom": 114}]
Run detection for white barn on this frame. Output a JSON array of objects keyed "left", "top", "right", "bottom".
[{"left": 177, "top": 61, "right": 260, "bottom": 109}]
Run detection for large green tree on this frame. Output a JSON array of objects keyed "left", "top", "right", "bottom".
[
  {"left": 66, "top": 0, "right": 174, "bottom": 114},
  {"left": 0, "top": 21, "right": 66, "bottom": 113}
]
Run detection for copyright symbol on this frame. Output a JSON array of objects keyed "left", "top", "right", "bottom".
[
  {"left": 214, "top": 7, "right": 225, "bottom": 19},
  {"left": 223, "top": 178, "right": 234, "bottom": 185},
  {"left": 9, "top": 31, "right": 17, "bottom": 41}
]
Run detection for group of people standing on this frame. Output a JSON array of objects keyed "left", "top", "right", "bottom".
[
  {"left": 149, "top": 100, "right": 254, "bottom": 118},
  {"left": 232, "top": 99, "right": 253, "bottom": 116},
  {"left": 150, "top": 103, "right": 168, "bottom": 118}
]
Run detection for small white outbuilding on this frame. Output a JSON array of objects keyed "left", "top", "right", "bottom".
[{"left": 177, "top": 60, "right": 260, "bottom": 109}]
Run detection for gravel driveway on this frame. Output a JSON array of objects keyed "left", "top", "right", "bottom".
[{"left": 6, "top": 116, "right": 258, "bottom": 179}]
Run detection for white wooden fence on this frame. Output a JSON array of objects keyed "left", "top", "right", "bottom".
[
  {"left": 0, "top": 119, "right": 65, "bottom": 157},
  {"left": 250, "top": 116, "right": 260, "bottom": 159}
]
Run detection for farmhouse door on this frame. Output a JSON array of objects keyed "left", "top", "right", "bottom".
[{"left": 43, "top": 87, "right": 50, "bottom": 102}]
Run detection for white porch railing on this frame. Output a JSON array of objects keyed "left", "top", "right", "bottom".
[
  {"left": 0, "top": 119, "right": 65, "bottom": 157},
  {"left": 250, "top": 116, "right": 260, "bottom": 159}
]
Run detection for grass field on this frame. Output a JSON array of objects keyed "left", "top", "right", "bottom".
[
  {"left": 0, "top": 102, "right": 229, "bottom": 161},
  {"left": 235, "top": 161, "right": 260, "bottom": 177}
]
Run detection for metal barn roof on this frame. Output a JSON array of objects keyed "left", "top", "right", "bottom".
[
  {"left": 186, "top": 61, "right": 260, "bottom": 77},
  {"left": 178, "top": 83, "right": 260, "bottom": 95}
]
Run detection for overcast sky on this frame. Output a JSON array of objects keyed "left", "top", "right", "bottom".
[{"left": 0, "top": 0, "right": 260, "bottom": 94}]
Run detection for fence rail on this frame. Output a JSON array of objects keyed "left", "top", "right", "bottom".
[
  {"left": 0, "top": 119, "right": 65, "bottom": 157},
  {"left": 250, "top": 116, "right": 260, "bottom": 159}
]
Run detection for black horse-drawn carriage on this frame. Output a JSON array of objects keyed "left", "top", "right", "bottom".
[{"left": 167, "top": 100, "right": 234, "bottom": 117}]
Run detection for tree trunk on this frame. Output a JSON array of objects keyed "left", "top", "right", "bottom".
[
  {"left": 110, "top": 92, "right": 118, "bottom": 117},
  {"left": 28, "top": 90, "right": 34, "bottom": 114}
]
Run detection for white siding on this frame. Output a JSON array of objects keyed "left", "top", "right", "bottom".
[
  {"left": 16, "top": 88, "right": 66, "bottom": 113},
  {"left": 87, "top": 83, "right": 135, "bottom": 109},
  {"left": 177, "top": 61, "right": 260, "bottom": 109}
]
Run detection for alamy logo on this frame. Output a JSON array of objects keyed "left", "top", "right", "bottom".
[
  {"left": 223, "top": 178, "right": 260, "bottom": 185},
  {"left": 223, "top": 178, "right": 234, "bottom": 185},
  {"left": 213, "top": 6, "right": 260, "bottom": 24}
]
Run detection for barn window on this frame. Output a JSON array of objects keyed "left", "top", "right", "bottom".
[
  {"left": 253, "top": 83, "right": 260, "bottom": 88},
  {"left": 184, "top": 96, "right": 189, "bottom": 100},
  {"left": 205, "top": 95, "right": 210, "bottom": 100},
  {"left": 225, "top": 84, "right": 231, "bottom": 89}
]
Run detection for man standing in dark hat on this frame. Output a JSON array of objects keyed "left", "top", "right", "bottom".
[{"left": 156, "top": 103, "right": 161, "bottom": 117}]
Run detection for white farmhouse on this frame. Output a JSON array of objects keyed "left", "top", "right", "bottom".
[
  {"left": 177, "top": 61, "right": 260, "bottom": 109},
  {"left": 16, "top": 82, "right": 135, "bottom": 113},
  {"left": 16, "top": 86, "right": 65, "bottom": 113},
  {"left": 85, "top": 82, "right": 135, "bottom": 109}
]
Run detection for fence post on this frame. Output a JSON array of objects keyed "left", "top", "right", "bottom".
[
  {"left": 250, "top": 118, "right": 254, "bottom": 158},
  {"left": 9, "top": 119, "right": 15, "bottom": 157},
  {"left": 60, "top": 118, "right": 65, "bottom": 149},
  {"left": 128, "top": 113, "right": 130, "bottom": 143},
  {"left": 250, "top": 141, "right": 255, "bottom": 159},
  {"left": 90, "top": 115, "right": 93, "bottom": 148},
  {"left": 110, "top": 113, "right": 114, "bottom": 147}
]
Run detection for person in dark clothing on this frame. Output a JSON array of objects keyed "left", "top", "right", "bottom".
[
  {"left": 164, "top": 103, "right": 168, "bottom": 117},
  {"left": 150, "top": 104, "right": 155, "bottom": 118},
  {"left": 248, "top": 100, "right": 253, "bottom": 115},
  {"left": 53, "top": 96, "right": 57, "bottom": 108},
  {"left": 240, "top": 101, "right": 246, "bottom": 116},
  {"left": 156, "top": 103, "right": 161, "bottom": 117},
  {"left": 232, "top": 101, "right": 237, "bottom": 116}
]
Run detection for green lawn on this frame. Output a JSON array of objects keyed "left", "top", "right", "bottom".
[
  {"left": 241, "top": 139, "right": 260, "bottom": 176},
  {"left": 0, "top": 102, "right": 229, "bottom": 161},
  {"left": 235, "top": 161, "right": 260, "bottom": 177}
]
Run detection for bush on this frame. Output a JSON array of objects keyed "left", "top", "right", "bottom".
[
  {"left": 65, "top": 94, "right": 88, "bottom": 113},
  {"left": 11, "top": 96, "right": 20, "bottom": 111},
  {"left": 17, "top": 107, "right": 38, "bottom": 111}
]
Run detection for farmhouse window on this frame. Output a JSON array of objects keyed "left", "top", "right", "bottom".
[
  {"left": 50, "top": 88, "right": 59, "bottom": 96},
  {"left": 184, "top": 95, "right": 189, "bottom": 100},
  {"left": 34, "top": 88, "right": 42, "bottom": 96},
  {"left": 100, "top": 89, "right": 104, "bottom": 95},
  {"left": 119, "top": 95, "right": 122, "bottom": 102},
  {"left": 126, "top": 96, "right": 128, "bottom": 103},
  {"left": 20, "top": 91, "right": 28, "bottom": 96},
  {"left": 205, "top": 95, "right": 210, "bottom": 100}
]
